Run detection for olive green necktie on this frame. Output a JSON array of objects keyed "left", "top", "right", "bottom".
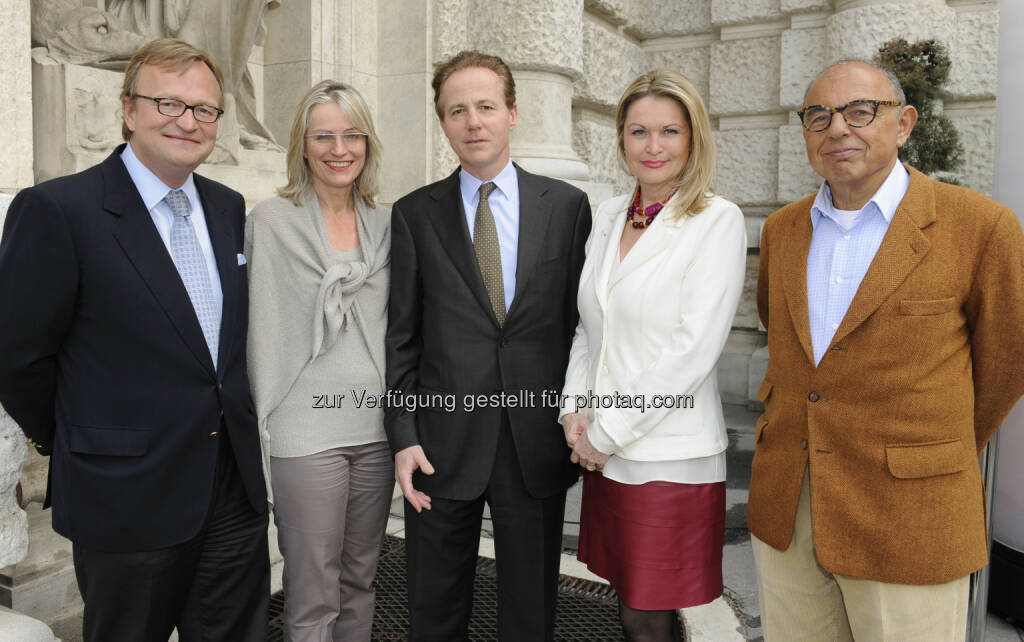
[{"left": 473, "top": 182, "right": 505, "bottom": 326}]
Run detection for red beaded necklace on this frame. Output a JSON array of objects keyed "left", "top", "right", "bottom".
[{"left": 627, "top": 186, "right": 675, "bottom": 229}]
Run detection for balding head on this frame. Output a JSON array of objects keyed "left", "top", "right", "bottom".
[
  {"left": 800, "top": 60, "right": 918, "bottom": 209},
  {"left": 804, "top": 59, "right": 905, "bottom": 106}
]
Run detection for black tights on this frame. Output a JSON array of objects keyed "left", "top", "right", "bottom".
[{"left": 619, "top": 600, "right": 684, "bottom": 642}]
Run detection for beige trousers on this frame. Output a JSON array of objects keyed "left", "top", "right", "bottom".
[
  {"left": 751, "top": 472, "right": 969, "bottom": 642},
  {"left": 271, "top": 442, "right": 394, "bottom": 642}
]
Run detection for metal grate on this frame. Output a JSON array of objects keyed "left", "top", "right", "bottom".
[{"left": 268, "top": 535, "right": 684, "bottom": 640}]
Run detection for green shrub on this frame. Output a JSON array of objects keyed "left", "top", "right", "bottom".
[{"left": 874, "top": 38, "right": 963, "bottom": 180}]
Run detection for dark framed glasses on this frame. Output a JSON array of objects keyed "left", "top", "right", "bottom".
[
  {"left": 132, "top": 94, "right": 224, "bottom": 123},
  {"left": 797, "top": 99, "right": 902, "bottom": 132}
]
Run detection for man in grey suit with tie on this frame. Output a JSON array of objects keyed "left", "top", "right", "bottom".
[
  {"left": 0, "top": 38, "right": 268, "bottom": 641},
  {"left": 386, "top": 50, "right": 592, "bottom": 640}
]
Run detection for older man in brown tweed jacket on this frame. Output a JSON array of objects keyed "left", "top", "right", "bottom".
[{"left": 750, "top": 59, "right": 1024, "bottom": 641}]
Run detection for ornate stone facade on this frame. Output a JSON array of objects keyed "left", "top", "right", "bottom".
[{"left": 0, "top": 0, "right": 1003, "bottom": 634}]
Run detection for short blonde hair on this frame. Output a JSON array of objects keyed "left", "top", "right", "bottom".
[
  {"left": 121, "top": 38, "right": 225, "bottom": 141},
  {"left": 278, "top": 80, "right": 382, "bottom": 207},
  {"left": 616, "top": 69, "right": 716, "bottom": 219}
]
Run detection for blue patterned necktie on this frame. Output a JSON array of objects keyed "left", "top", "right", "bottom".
[{"left": 165, "top": 189, "right": 221, "bottom": 367}]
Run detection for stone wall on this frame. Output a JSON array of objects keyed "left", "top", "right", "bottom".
[{"left": 1, "top": 0, "right": 32, "bottom": 195}]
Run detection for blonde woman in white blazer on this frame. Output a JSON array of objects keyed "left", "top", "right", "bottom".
[{"left": 560, "top": 69, "right": 746, "bottom": 642}]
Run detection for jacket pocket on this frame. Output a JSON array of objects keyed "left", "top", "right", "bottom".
[
  {"left": 755, "top": 415, "right": 768, "bottom": 443},
  {"left": 755, "top": 379, "right": 773, "bottom": 442},
  {"left": 885, "top": 438, "right": 967, "bottom": 479},
  {"left": 898, "top": 297, "right": 957, "bottom": 316},
  {"left": 70, "top": 424, "right": 152, "bottom": 456}
]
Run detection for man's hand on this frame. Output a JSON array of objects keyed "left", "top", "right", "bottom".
[
  {"left": 570, "top": 429, "right": 610, "bottom": 472},
  {"left": 561, "top": 412, "right": 589, "bottom": 447},
  {"left": 395, "top": 445, "right": 434, "bottom": 512}
]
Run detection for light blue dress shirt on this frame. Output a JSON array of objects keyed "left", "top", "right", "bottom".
[
  {"left": 121, "top": 143, "right": 223, "bottom": 316},
  {"left": 460, "top": 160, "right": 520, "bottom": 312},
  {"left": 807, "top": 162, "right": 909, "bottom": 365}
]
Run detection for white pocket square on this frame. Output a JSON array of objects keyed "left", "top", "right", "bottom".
[{"left": 237, "top": 253, "right": 247, "bottom": 266}]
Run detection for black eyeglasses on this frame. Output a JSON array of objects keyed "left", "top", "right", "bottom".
[
  {"left": 132, "top": 94, "right": 224, "bottom": 123},
  {"left": 797, "top": 99, "right": 902, "bottom": 132}
]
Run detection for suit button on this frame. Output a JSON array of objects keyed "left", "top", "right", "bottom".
[
  {"left": 499, "top": 339, "right": 508, "bottom": 347},
  {"left": 218, "top": 383, "right": 223, "bottom": 390},
  {"left": 808, "top": 391, "right": 820, "bottom": 402},
  {"left": 801, "top": 440, "right": 808, "bottom": 450},
  {"left": 208, "top": 431, "right": 218, "bottom": 439}
]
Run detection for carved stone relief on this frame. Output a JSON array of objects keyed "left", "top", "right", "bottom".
[{"left": 30, "top": 0, "right": 282, "bottom": 162}]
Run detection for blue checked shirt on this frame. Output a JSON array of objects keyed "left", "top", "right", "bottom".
[{"left": 807, "top": 162, "right": 909, "bottom": 365}]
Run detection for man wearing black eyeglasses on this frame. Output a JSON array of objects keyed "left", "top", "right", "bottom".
[
  {"left": 0, "top": 38, "right": 269, "bottom": 641},
  {"left": 750, "top": 59, "right": 1024, "bottom": 641}
]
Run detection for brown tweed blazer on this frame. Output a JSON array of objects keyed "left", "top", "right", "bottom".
[{"left": 749, "top": 165, "right": 1024, "bottom": 585}]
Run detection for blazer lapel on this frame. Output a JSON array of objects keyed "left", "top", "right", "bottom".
[
  {"left": 830, "top": 168, "right": 934, "bottom": 349},
  {"left": 104, "top": 152, "right": 217, "bottom": 376},
  {"left": 781, "top": 210, "right": 816, "bottom": 365},
  {"left": 607, "top": 213, "right": 676, "bottom": 291},
  {"left": 509, "top": 167, "right": 552, "bottom": 311},
  {"left": 196, "top": 176, "right": 237, "bottom": 377},
  {"left": 424, "top": 170, "right": 496, "bottom": 321},
  {"left": 593, "top": 207, "right": 628, "bottom": 311}
]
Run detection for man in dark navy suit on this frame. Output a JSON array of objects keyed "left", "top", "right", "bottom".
[{"left": 0, "top": 38, "right": 268, "bottom": 641}]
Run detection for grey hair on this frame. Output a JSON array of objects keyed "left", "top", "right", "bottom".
[{"left": 802, "top": 58, "right": 907, "bottom": 106}]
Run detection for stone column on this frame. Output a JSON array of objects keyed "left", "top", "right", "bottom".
[
  {"left": 377, "top": 0, "right": 433, "bottom": 201},
  {"left": 827, "top": 0, "right": 956, "bottom": 61},
  {"left": 262, "top": 0, "right": 377, "bottom": 150},
  {"left": 0, "top": 0, "right": 33, "bottom": 194},
  {"left": 461, "top": 0, "right": 590, "bottom": 182}
]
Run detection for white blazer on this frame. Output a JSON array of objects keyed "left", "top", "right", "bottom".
[{"left": 560, "top": 191, "right": 747, "bottom": 462}]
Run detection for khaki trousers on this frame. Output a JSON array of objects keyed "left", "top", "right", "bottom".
[
  {"left": 751, "top": 472, "right": 969, "bottom": 642},
  {"left": 271, "top": 442, "right": 394, "bottom": 642}
]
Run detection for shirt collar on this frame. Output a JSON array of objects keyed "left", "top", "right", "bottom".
[
  {"left": 121, "top": 142, "right": 199, "bottom": 212},
  {"left": 459, "top": 159, "right": 517, "bottom": 203},
  {"left": 810, "top": 161, "right": 909, "bottom": 229}
]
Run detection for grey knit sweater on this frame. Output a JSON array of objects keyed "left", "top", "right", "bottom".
[{"left": 245, "top": 189, "right": 390, "bottom": 477}]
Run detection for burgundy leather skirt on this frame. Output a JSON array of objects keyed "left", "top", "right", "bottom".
[{"left": 577, "top": 471, "right": 725, "bottom": 610}]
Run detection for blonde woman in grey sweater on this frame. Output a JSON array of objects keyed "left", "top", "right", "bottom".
[{"left": 245, "top": 80, "right": 391, "bottom": 641}]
